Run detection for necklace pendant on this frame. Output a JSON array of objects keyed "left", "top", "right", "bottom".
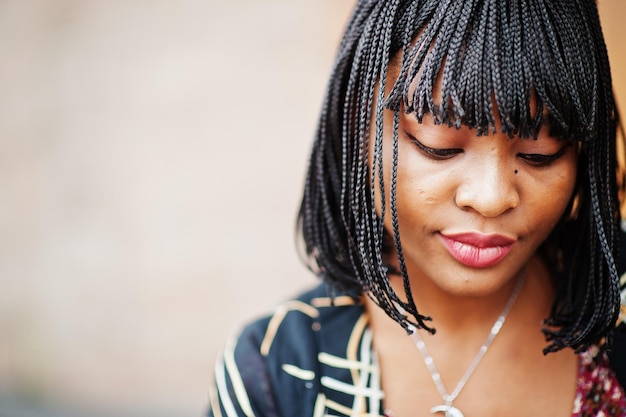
[{"left": 430, "top": 405, "right": 464, "bottom": 417}]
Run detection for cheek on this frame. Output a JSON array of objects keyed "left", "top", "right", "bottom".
[
  {"left": 526, "top": 159, "right": 578, "bottom": 232},
  {"left": 553, "top": 154, "right": 578, "bottom": 210},
  {"left": 388, "top": 148, "right": 454, "bottom": 230}
]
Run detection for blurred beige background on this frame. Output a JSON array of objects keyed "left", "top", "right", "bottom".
[{"left": 0, "top": 1, "right": 623, "bottom": 416}]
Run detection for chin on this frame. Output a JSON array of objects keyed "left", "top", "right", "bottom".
[{"left": 427, "top": 262, "right": 524, "bottom": 299}]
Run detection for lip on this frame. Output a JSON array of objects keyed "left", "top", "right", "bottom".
[{"left": 438, "top": 232, "right": 516, "bottom": 268}]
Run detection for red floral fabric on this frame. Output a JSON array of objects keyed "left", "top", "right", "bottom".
[{"left": 573, "top": 346, "right": 626, "bottom": 416}]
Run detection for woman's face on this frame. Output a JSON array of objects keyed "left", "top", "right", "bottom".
[{"left": 373, "top": 109, "right": 578, "bottom": 298}]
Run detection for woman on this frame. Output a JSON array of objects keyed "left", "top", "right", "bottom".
[{"left": 209, "top": 1, "right": 626, "bottom": 416}]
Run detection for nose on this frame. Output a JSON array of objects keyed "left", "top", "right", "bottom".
[{"left": 454, "top": 160, "right": 520, "bottom": 217}]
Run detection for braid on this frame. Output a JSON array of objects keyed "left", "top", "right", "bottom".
[{"left": 298, "top": 0, "right": 624, "bottom": 352}]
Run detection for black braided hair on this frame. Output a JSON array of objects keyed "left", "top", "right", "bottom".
[{"left": 297, "top": 0, "right": 624, "bottom": 353}]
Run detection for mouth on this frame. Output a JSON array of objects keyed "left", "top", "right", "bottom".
[{"left": 438, "top": 232, "right": 516, "bottom": 268}]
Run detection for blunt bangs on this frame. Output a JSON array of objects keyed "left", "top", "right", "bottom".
[{"left": 383, "top": 0, "right": 611, "bottom": 142}]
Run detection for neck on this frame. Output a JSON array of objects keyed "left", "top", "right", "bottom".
[{"left": 365, "top": 255, "right": 578, "bottom": 417}]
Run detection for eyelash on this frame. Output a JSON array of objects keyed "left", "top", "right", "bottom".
[
  {"left": 406, "top": 132, "right": 569, "bottom": 167},
  {"left": 406, "top": 133, "right": 462, "bottom": 161},
  {"left": 517, "top": 146, "right": 568, "bottom": 167}
]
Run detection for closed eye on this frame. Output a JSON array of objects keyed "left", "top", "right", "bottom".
[
  {"left": 406, "top": 131, "right": 463, "bottom": 161},
  {"left": 517, "top": 145, "right": 569, "bottom": 167}
]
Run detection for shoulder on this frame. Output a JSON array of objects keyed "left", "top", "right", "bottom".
[
  {"left": 233, "top": 284, "right": 365, "bottom": 359},
  {"left": 209, "top": 283, "right": 367, "bottom": 417}
]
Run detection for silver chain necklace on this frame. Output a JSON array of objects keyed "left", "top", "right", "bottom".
[{"left": 408, "top": 275, "right": 525, "bottom": 417}]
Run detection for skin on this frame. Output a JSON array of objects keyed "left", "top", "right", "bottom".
[{"left": 365, "top": 96, "right": 580, "bottom": 415}]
